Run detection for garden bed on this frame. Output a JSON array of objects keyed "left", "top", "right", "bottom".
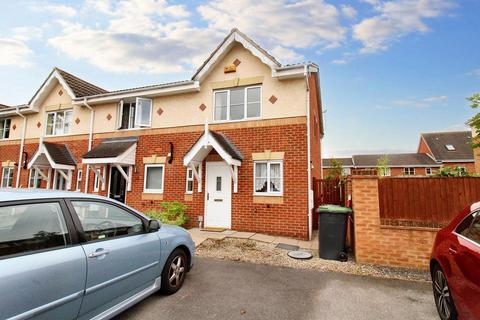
[{"left": 196, "top": 238, "right": 430, "bottom": 282}]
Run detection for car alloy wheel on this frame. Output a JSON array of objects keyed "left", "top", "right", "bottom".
[
  {"left": 168, "top": 255, "right": 185, "bottom": 289},
  {"left": 433, "top": 268, "right": 455, "bottom": 320}
]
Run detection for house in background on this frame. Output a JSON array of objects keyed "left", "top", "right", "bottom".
[
  {"left": 418, "top": 131, "right": 475, "bottom": 172},
  {"left": 323, "top": 130, "right": 474, "bottom": 177},
  {"left": 322, "top": 157, "right": 354, "bottom": 177},
  {"left": 0, "top": 29, "right": 323, "bottom": 240}
]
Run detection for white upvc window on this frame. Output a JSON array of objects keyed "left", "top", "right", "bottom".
[
  {"left": 76, "top": 170, "right": 83, "bottom": 191},
  {"left": 28, "top": 169, "right": 42, "bottom": 188},
  {"left": 1, "top": 167, "right": 14, "bottom": 188},
  {"left": 144, "top": 164, "right": 165, "bottom": 193},
  {"left": 425, "top": 167, "right": 434, "bottom": 175},
  {"left": 214, "top": 86, "right": 261, "bottom": 122},
  {"left": 117, "top": 98, "right": 152, "bottom": 130},
  {"left": 46, "top": 110, "right": 73, "bottom": 136},
  {"left": 379, "top": 167, "right": 391, "bottom": 177},
  {"left": 404, "top": 167, "right": 415, "bottom": 176},
  {"left": 254, "top": 161, "right": 283, "bottom": 195},
  {"left": 93, "top": 166, "right": 105, "bottom": 192},
  {"left": 0, "top": 118, "right": 11, "bottom": 139},
  {"left": 186, "top": 167, "right": 194, "bottom": 194}
]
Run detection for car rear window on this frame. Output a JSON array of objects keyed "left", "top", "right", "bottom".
[{"left": 0, "top": 202, "right": 70, "bottom": 257}]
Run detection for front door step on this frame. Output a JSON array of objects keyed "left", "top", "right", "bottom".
[{"left": 201, "top": 227, "right": 227, "bottom": 232}]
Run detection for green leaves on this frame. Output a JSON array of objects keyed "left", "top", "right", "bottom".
[
  {"left": 467, "top": 93, "right": 480, "bottom": 148},
  {"left": 144, "top": 201, "right": 188, "bottom": 226}
]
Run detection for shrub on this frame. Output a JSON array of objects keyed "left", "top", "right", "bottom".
[{"left": 145, "top": 201, "right": 188, "bottom": 226}]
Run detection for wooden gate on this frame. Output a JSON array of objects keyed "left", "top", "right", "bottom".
[{"left": 313, "top": 178, "right": 346, "bottom": 207}]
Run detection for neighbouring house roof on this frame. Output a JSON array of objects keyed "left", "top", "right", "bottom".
[
  {"left": 352, "top": 153, "right": 440, "bottom": 167},
  {"left": 43, "top": 142, "right": 77, "bottom": 166},
  {"left": 322, "top": 158, "right": 354, "bottom": 167},
  {"left": 83, "top": 138, "right": 137, "bottom": 159},
  {"left": 421, "top": 131, "right": 474, "bottom": 162},
  {"left": 0, "top": 104, "right": 10, "bottom": 110},
  {"left": 55, "top": 68, "right": 108, "bottom": 97}
]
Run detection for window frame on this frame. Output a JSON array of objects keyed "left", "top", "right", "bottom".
[
  {"left": 28, "top": 169, "right": 42, "bottom": 188},
  {"left": 1, "top": 166, "right": 14, "bottom": 188},
  {"left": 76, "top": 170, "right": 82, "bottom": 192},
  {"left": 186, "top": 167, "right": 194, "bottom": 194},
  {"left": 213, "top": 85, "right": 262, "bottom": 123},
  {"left": 134, "top": 97, "right": 153, "bottom": 128},
  {"left": 454, "top": 211, "right": 480, "bottom": 247},
  {"left": 143, "top": 164, "right": 165, "bottom": 194},
  {"left": 45, "top": 109, "right": 73, "bottom": 137},
  {"left": 0, "top": 118, "right": 11, "bottom": 140},
  {"left": 0, "top": 198, "right": 78, "bottom": 260},
  {"left": 117, "top": 98, "right": 152, "bottom": 130},
  {"left": 65, "top": 198, "right": 149, "bottom": 244},
  {"left": 253, "top": 160, "right": 283, "bottom": 196},
  {"left": 425, "top": 167, "right": 434, "bottom": 175},
  {"left": 379, "top": 167, "right": 391, "bottom": 177},
  {"left": 403, "top": 167, "right": 415, "bottom": 176}
]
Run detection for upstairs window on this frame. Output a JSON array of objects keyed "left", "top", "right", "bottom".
[
  {"left": 0, "top": 118, "right": 11, "bottom": 139},
  {"left": 117, "top": 98, "right": 152, "bottom": 130},
  {"left": 214, "top": 86, "right": 261, "bottom": 121},
  {"left": 46, "top": 110, "right": 72, "bottom": 136}
]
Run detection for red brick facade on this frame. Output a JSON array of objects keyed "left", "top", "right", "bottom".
[{"left": 1, "top": 121, "right": 311, "bottom": 240}]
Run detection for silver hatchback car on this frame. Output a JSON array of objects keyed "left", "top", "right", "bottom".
[{"left": 0, "top": 189, "right": 195, "bottom": 320}]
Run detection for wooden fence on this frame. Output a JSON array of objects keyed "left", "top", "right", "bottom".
[
  {"left": 378, "top": 177, "right": 480, "bottom": 228},
  {"left": 313, "top": 178, "right": 347, "bottom": 207}
]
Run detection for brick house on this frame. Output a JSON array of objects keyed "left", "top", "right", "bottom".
[{"left": 0, "top": 29, "right": 323, "bottom": 240}]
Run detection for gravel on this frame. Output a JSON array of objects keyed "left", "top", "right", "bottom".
[{"left": 196, "top": 238, "right": 431, "bottom": 282}]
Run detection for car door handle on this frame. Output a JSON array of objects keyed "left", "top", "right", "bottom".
[
  {"left": 448, "top": 247, "right": 458, "bottom": 255},
  {"left": 88, "top": 249, "right": 110, "bottom": 258}
]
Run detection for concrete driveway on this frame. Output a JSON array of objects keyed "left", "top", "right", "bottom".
[{"left": 115, "top": 257, "right": 438, "bottom": 320}]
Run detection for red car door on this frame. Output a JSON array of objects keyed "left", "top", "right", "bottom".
[{"left": 453, "top": 213, "right": 480, "bottom": 318}]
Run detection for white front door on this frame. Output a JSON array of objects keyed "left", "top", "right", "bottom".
[{"left": 205, "top": 162, "right": 232, "bottom": 229}]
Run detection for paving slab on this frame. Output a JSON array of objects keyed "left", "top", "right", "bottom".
[
  {"left": 272, "top": 236, "right": 299, "bottom": 246},
  {"left": 250, "top": 233, "right": 276, "bottom": 243},
  {"left": 229, "top": 231, "right": 255, "bottom": 239}
]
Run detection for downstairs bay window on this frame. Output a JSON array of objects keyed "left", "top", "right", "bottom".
[
  {"left": 144, "top": 164, "right": 165, "bottom": 193},
  {"left": 254, "top": 161, "right": 283, "bottom": 195},
  {"left": 214, "top": 86, "right": 261, "bottom": 121}
]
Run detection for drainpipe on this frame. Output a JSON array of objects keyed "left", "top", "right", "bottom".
[
  {"left": 82, "top": 97, "right": 94, "bottom": 193},
  {"left": 15, "top": 107, "right": 27, "bottom": 188},
  {"left": 304, "top": 64, "right": 313, "bottom": 240}
]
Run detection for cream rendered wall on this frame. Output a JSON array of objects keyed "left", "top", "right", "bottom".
[{"left": 4, "top": 42, "right": 308, "bottom": 141}]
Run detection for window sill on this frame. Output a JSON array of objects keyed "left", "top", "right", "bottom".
[
  {"left": 253, "top": 195, "right": 284, "bottom": 204},
  {"left": 253, "top": 192, "right": 283, "bottom": 197},
  {"left": 212, "top": 116, "right": 261, "bottom": 124},
  {"left": 142, "top": 193, "right": 164, "bottom": 200},
  {"left": 117, "top": 127, "right": 151, "bottom": 131}
]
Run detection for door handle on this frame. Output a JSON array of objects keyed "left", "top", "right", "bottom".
[
  {"left": 88, "top": 249, "right": 110, "bottom": 258},
  {"left": 448, "top": 247, "right": 458, "bottom": 255}
]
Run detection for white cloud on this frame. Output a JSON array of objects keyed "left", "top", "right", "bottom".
[
  {"left": 467, "top": 69, "right": 480, "bottom": 78},
  {"left": 353, "top": 0, "right": 455, "bottom": 53},
  {"left": 0, "top": 38, "right": 33, "bottom": 67},
  {"left": 198, "top": 0, "right": 346, "bottom": 50},
  {"left": 39, "top": 4, "right": 77, "bottom": 17},
  {"left": 341, "top": 5, "right": 357, "bottom": 19},
  {"left": 392, "top": 95, "right": 448, "bottom": 108},
  {"left": 332, "top": 59, "right": 347, "bottom": 65},
  {"left": 12, "top": 26, "right": 43, "bottom": 42},
  {"left": 270, "top": 46, "right": 304, "bottom": 64}
]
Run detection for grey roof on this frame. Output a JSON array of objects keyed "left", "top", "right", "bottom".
[
  {"left": 352, "top": 153, "right": 440, "bottom": 167},
  {"left": 322, "top": 158, "right": 354, "bottom": 167},
  {"left": 0, "top": 104, "right": 10, "bottom": 110},
  {"left": 421, "top": 131, "right": 474, "bottom": 161},
  {"left": 83, "top": 139, "right": 136, "bottom": 159},
  {"left": 55, "top": 68, "right": 108, "bottom": 97},
  {"left": 43, "top": 142, "right": 76, "bottom": 166},
  {"left": 209, "top": 131, "right": 244, "bottom": 161}
]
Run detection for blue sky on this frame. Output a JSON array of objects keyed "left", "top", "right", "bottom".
[{"left": 0, "top": 0, "right": 479, "bottom": 157}]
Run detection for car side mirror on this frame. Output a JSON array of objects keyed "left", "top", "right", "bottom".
[{"left": 148, "top": 219, "right": 161, "bottom": 232}]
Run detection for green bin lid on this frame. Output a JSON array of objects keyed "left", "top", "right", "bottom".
[{"left": 316, "top": 205, "right": 352, "bottom": 214}]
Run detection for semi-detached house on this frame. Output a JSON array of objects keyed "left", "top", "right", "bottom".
[{"left": 0, "top": 29, "right": 323, "bottom": 240}]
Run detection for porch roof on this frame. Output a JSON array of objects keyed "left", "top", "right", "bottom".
[
  {"left": 28, "top": 142, "right": 76, "bottom": 170},
  {"left": 82, "top": 137, "right": 137, "bottom": 165},
  {"left": 183, "top": 130, "right": 243, "bottom": 167}
]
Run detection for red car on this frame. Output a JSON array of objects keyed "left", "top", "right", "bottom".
[{"left": 430, "top": 202, "right": 480, "bottom": 320}]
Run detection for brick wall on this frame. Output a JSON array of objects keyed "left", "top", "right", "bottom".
[
  {"left": 352, "top": 175, "right": 437, "bottom": 270},
  {"left": 0, "top": 122, "right": 310, "bottom": 239}
]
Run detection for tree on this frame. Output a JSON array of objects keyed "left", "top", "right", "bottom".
[
  {"left": 467, "top": 93, "right": 480, "bottom": 148},
  {"left": 376, "top": 155, "right": 390, "bottom": 177},
  {"left": 326, "top": 159, "right": 344, "bottom": 180}
]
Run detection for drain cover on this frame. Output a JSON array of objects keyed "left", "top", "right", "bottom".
[{"left": 287, "top": 251, "right": 313, "bottom": 260}]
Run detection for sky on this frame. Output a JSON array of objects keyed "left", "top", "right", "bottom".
[{"left": 0, "top": 0, "right": 479, "bottom": 157}]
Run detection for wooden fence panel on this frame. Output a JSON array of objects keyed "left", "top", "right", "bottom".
[
  {"left": 313, "top": 178, "right": 346, "bottom": 207},
  {"left": 378, "top": 177, "right": 480, "bottom": 228}
]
